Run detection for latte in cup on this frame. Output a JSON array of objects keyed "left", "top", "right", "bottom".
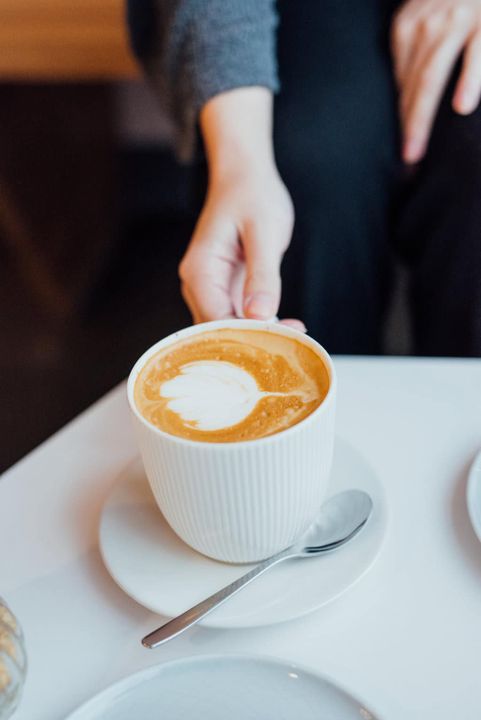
[
  {"left": 129, "top": 320, "right": 336, "bottom": 562},
  {"left": 134, "top": 328, "right": 330, "bottom": 443}
]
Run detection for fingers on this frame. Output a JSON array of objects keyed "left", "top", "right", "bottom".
[
  {"left": 391, "top": 3, "right": 475, "bottom": 164},
  {"left": 242, "top": 215, "right": 291, "bottom": 320},
  {"left": 180, "top": 173, "right": 294, "bottom": 325},
  {"left": 402, "top": 30, "right": 468, "bottom": 162},
  {"left": 179, "top": 215, "right": 238, "bottom": 323},
  {"left": 392, "top": 12, "right": 417, "bottom": 86},
  {"left": 453, "top": 30, "right": 481, "bottom": 114},
  {"left": 180, "top": 268, "right": 234, "bottom": 323},
  {"left": 181, "top": 222, "right": 306, "bottom": 331}
]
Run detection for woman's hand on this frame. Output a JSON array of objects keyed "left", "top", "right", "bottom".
[
  {"left": 391, "top": 0, "right": 481, "bottom": 163},
  {"left": 179, "top": 87, "right": 304, "bottom": 331},
  {"left": 180, "top": 162, "right": 296, "bottom": 323}
]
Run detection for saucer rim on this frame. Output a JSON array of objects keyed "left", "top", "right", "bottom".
[
  {"left": 66, "top": 652, "right": 384, "bottom": 720},
  {"left": 98, "top": 436, "right": 388, "bottom": 629}
]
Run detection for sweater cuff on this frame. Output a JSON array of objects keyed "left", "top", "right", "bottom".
[
  {"left": 149, "top": 0, "right": 279, "bottom": 162},
  {"left": 189, "top": 1, "right": 279, "bottom": 114}
]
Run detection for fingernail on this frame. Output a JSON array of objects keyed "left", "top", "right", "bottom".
[
  {"left": 287, "top": 320, "right": 307, "bottom": 332},
  {"left": 279, "top": 319, "right": 307, "bottom": 333},
  {"left": 403, "top": 138, "right": 424, "bottom": 164},
  {"left": 455, "top": 91, "right": 476, "bottom": 115},
  {"left": 244, "top": 292, "right": 275, "bottom": 319}
]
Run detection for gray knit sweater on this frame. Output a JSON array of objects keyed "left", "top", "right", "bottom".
[{"left": 142, "top": 0, "right": 279, "bottom": 160}]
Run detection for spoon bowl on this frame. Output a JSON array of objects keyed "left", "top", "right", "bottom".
[{"left": 297, "top": 489, "right": 373, "bottom": 554}]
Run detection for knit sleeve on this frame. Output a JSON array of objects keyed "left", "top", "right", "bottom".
[{"left": 127, "top": 0, "right": 279, "bottom": 161}]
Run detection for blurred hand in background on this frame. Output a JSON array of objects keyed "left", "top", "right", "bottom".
[{"left": 392, "top": 0, "right": 481, "bottom": 163}]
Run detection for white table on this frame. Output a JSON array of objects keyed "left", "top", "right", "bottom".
[{"left": 2, "top": 357, "right": 481, "bottom": 720}]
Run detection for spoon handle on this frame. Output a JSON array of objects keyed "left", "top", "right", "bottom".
[{"left": 142, "top": 547, "right": 294, "bottom": 648}]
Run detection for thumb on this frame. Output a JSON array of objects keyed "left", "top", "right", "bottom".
[{"left": 242, "top": 219, "right": 285, "bottom": 320}]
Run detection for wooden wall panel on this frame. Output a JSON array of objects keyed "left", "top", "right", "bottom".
[{"left": 0, "top": 0, "right": 138, "bottom": 80}]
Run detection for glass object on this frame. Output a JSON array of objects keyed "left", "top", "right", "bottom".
[{"left": 0, "top": 599, "right": 27, "bottom": 719}]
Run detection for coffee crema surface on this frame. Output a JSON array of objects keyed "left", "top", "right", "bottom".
[{"left": 134, "top": 329, "right": 330, "bottom": 442}]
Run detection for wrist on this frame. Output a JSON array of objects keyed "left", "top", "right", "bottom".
[{"left": 200, "top": 86, "right": 275, "bottom": 183}]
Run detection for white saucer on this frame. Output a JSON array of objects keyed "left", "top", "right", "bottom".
[
  {"left": 99, "top": 437, "right": 387, "bottom": 628},
  {"left": 66, "top": 654, "right": 381, "bottom": 720},
  {"left": 467, "top": 448, "right": 481, "bottom": 543}
]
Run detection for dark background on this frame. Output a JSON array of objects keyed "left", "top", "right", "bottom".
[
  {"left": 0, "top": 83, "right": 195, "bottom": 472},
  {"left": 0, "top": 81, "right": 409, "bottom": 473}
]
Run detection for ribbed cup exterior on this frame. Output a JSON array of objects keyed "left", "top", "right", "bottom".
[{"left": 128, "top": 320, "right": 337, "bottom": 563}]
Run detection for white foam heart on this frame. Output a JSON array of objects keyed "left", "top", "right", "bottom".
[{"left": 160, "top": 360, "right": 270, "bottom": 431}]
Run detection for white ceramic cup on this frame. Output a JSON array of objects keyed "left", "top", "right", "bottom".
[{"left": 127, "top": 319, "right": 336, "bottom": 563}]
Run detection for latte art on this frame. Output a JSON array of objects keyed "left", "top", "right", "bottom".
[
  {"left": 134, "top": 328, "right": 330, "bottom": 442},
  {"left": 160, "top": 360, "right": 312, "bottom": 431}
]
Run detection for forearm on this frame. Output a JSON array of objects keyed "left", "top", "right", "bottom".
[{"left": 200, "top": 87, "right": 276, "bottom": 183}]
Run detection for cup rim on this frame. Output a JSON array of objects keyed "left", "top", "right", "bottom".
[{"left": 127, "top": 319, "right": 336, "bottom": 449}]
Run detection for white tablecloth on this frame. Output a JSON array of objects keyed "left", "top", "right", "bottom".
[{"left": 2, "top": 357, "right": 481, "bottom": 719}]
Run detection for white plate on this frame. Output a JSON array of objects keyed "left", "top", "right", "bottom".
[
  {"left": 99, "top": 437, "right": 387, "bottom": 628},
  {"left": 467, "top": 448, "right": 481, "bottom": 543},
  {"left": 66, "top": 654, "right": 381, "bottom": 720}
]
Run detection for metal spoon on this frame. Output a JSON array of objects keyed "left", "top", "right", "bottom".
[{"left": 142, "top": 489, "right": 372, "bottom": 649}]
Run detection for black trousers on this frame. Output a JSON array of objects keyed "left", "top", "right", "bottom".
[{"left": 275, "top": 0, "right": 481, "bottom": 356}]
